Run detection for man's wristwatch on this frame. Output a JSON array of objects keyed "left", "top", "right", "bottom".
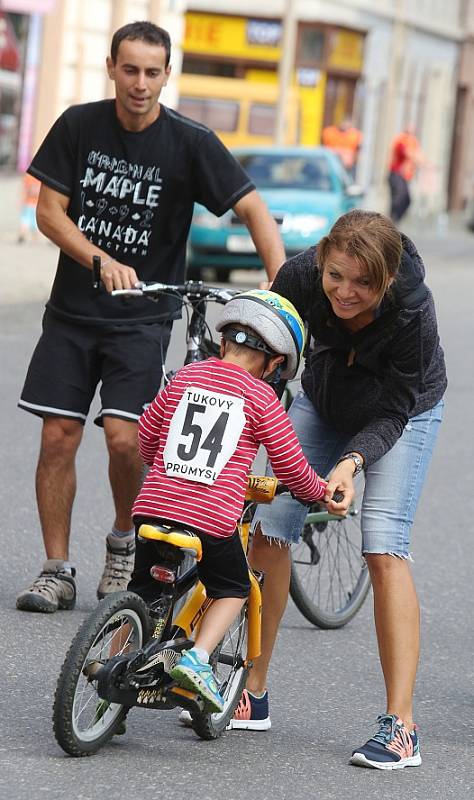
[{"left": 336, "top": 452, "right": 364, "bottom": 476}]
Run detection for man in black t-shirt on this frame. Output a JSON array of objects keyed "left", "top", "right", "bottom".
[{"left": 16, "top": 21, "right": 285, "bottom": 613}]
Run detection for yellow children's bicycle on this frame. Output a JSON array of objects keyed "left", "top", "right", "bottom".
[
  {"left": 103, "top": 273, "right": 370, "bottom": 631},
  {"left": 53, "top": 475, "right": 290, "bottom": 757}
]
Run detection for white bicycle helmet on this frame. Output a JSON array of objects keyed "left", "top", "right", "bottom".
[{"left": 215, "top": 289, "right": 305, "bottom": 379}]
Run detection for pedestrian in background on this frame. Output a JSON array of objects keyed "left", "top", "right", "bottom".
[
  {"left": 16, "top": 20, "right": 285, "bottom": 614},
  {"left": 322, "top": 117, "right": 362, "bottom": 180},
  {"left": 388, "top": 125, "right": 423, "bottom": 223},
  {"left": 17, "top": 173, "right": 41, "bottom": 244}
]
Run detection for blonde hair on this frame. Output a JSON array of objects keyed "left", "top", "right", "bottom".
[{"left": 317, "top": 210, "right": 402, "bottom": 302}]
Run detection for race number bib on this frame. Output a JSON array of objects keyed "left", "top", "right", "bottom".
[{"left": 163, "top": 387, "right": 246, "bottom": 485}]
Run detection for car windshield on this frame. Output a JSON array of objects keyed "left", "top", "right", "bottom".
[{"left": 236, "top": 153, "right": 334, "bottom": 192}]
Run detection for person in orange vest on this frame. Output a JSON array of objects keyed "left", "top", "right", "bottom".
[
  {"left": 322, "top": 117, "right": 362, "bottom": 180},
  {"left": 388, "top": 126, "right": 423, "bottom": 223},
  {"left": 17, "top": 173, "right": 41, "bottom": 243}
]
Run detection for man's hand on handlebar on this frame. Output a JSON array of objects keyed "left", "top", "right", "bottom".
[{"left": 100, "top": 259, "right": 140, "bottom": 293}]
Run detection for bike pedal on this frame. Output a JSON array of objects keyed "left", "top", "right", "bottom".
[
  {"left": 82, "top": 659, "right": 105, "bottom": 681},
  {"left": 127, "top": 673, "right": 161, "bottom": 690},
  {"left": 170, "top": 685, "right": 204, "bottom": 712}
]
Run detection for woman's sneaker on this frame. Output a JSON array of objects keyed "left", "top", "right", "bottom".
[
  {"left": 170, "top": 648, "right": 224, "bottom": 713},
  {"left": 350, "top": 714, "right": 422, "bottom": 770},
  {"left": 16, "top": 560, "right": 76, "bottom": 613},
  {"left": 226, "top": 689, "right": 271, "bottom": 731}
]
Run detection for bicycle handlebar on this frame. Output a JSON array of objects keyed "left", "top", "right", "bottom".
[
  {"left": 276, "top": 483, "right": 344, "bottom": 505},
  {"left": 111, "top": 280, "right": 240, "bottom": 305},
  {"left": 91, "top": 254, "right": 241, "bottom": 304}
]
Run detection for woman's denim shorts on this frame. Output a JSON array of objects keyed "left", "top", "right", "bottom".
[{"left": 252, "top": 390, "right": 444, "bottom": 558}]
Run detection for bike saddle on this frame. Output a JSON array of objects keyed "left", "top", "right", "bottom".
[{"left": 138, "top": 524, "right": 202, "bottom": 561}]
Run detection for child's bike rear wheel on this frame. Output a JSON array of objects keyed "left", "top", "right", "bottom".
[
  {"left": 191, "top": 603, "right": 249, "bottom": 740},
  {"left": 53, "top": 592, "right": 150, "bottom": 756}
]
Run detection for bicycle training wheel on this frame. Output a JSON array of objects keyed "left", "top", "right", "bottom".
[
  {"left": 191, "top": 604, "right": 250, "bottom": 740},
  {"left": 290, "top": 472, "right": 370, "bottom": 629},
  {"left": 53, "top": 591, "right": 150, "bottom": 756}
]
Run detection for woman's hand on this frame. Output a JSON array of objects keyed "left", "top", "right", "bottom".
[{"left": 323, "top": 459, "right": 356, "bottom": 515}]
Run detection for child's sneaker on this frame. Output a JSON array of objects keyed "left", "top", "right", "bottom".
[
  {"left": 169, "top": 648, "right": 224, "bottom": 713},
  {"left": 350, "top": 714, "right": 422, "bottom": 770},
  {"left": 226, "top": 689, "right": 271, "bottom": 731}
]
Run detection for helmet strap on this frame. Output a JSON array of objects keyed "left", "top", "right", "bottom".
[
  {"left": 222, "top": 327, "right": 276, "bottom": 357},
  {"left": 222, "top": 326, "right": 285, "bottom": 383},
  {"left": 262, "top": 360, "right": 283, "bottom": 385}
]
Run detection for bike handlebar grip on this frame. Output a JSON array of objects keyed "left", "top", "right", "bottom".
[
  {"left": 280, "top": 484, "right": 345, "bottom": 505},
  {"left": 92, "top": 255, "right": 101, "bottom": 290}
]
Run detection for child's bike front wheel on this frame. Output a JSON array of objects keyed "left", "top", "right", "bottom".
[{"left": 53, "top": 591, "right": 150, "bottom": 757}]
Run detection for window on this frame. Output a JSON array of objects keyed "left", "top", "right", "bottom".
[
  {"left": 248, "top": 103, "right": 276, "bottom": 136},
  {"left": 236, "top": 153, "right": 334, "bottom": 192},
  {"left": 299, "top": 28, "right": 325, "bottom": 64},
  {"left": 177, "top": 97, "right": 239, "bottom": 132},
  {"left": 182, "top": 57, "right": 237, "bottom": 78}
]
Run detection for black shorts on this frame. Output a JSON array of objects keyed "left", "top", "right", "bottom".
[
  {"left": 130, "top": 517, "right": 251, "bottom": 602},
  {"left": 18, "top": 311, "right": 172, "bottom": 426}
]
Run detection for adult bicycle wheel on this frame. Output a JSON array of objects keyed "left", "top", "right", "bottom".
[
  {"left": 53, "top": 592, "right": 150, "bottom": 756},
  {"left": 191, "top": 604, "right": 249, "bottom": 740},
  {"left": 290, "top": 472, "right": 370, "bottom": 629}
]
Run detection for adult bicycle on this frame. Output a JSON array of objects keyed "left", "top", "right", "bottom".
[
  {"left": 278, "top": 382, "right": 370, "bottom": 630},
  {"left": 290, "top": 469, "right": 370, "bottom": 629}
]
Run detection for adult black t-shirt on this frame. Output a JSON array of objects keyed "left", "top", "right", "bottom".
[{"left": 28, "top": 100, "right": 255, "bottom": 324}]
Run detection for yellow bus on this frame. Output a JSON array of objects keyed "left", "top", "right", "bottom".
[{"left": 177, "top": 73, "right": 323, "bottom": 148}]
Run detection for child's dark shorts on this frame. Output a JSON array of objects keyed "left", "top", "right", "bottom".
[{"left": 130, "top": 516, "right": 251, "bottom": 602}]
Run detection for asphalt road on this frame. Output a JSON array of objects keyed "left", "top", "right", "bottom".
[{"left": 1, "top": 227, "right": 473, "bottom": 800}]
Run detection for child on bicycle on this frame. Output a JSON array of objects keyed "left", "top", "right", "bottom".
[{"left": 129, "top": 290, "right": 331, "bottom": 713}]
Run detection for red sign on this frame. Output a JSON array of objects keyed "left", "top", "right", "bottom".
[{"left": 0, "top": 11, "right": 20, "bottom": 70}]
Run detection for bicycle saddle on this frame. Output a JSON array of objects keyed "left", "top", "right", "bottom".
[{"left": 138, "top": 524, "right": 202, "bottom": 561}]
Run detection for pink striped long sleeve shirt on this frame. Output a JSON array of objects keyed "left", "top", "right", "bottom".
[{"left": 132, "top": 358, "right": 326, "bottom": 538}]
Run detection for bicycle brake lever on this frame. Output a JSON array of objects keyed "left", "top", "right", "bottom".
[{"left": 92, "top": 255, "right": 101, "bottom": 291}]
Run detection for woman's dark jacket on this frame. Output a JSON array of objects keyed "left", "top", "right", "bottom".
[{"left": 271, "top": 235, "right": 447, "bottom": 467}]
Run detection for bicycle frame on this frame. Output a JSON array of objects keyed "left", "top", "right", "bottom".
[
  {"left": 141, "top": 475, "right": 279, "bottom": 664},
  {"left": 171, "top": 520, "right": 262, "bottom": 663},
  {"left": 305, "top": 507, "right": 353, "bottom": 523},
  {"left": 183, "top": 289, "right": 219, "bottom": 365},
  {"left": 91, "top": 475, "right": 280, "bottom": 717}
]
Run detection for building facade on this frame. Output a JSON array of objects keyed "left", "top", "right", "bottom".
[{"left": 1, "top": 0, "right": 473, "bottom": 216}]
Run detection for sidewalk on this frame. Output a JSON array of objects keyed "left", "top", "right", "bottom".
[{"left": 0, "top": 174, "right": 56, "bottom": 305}]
